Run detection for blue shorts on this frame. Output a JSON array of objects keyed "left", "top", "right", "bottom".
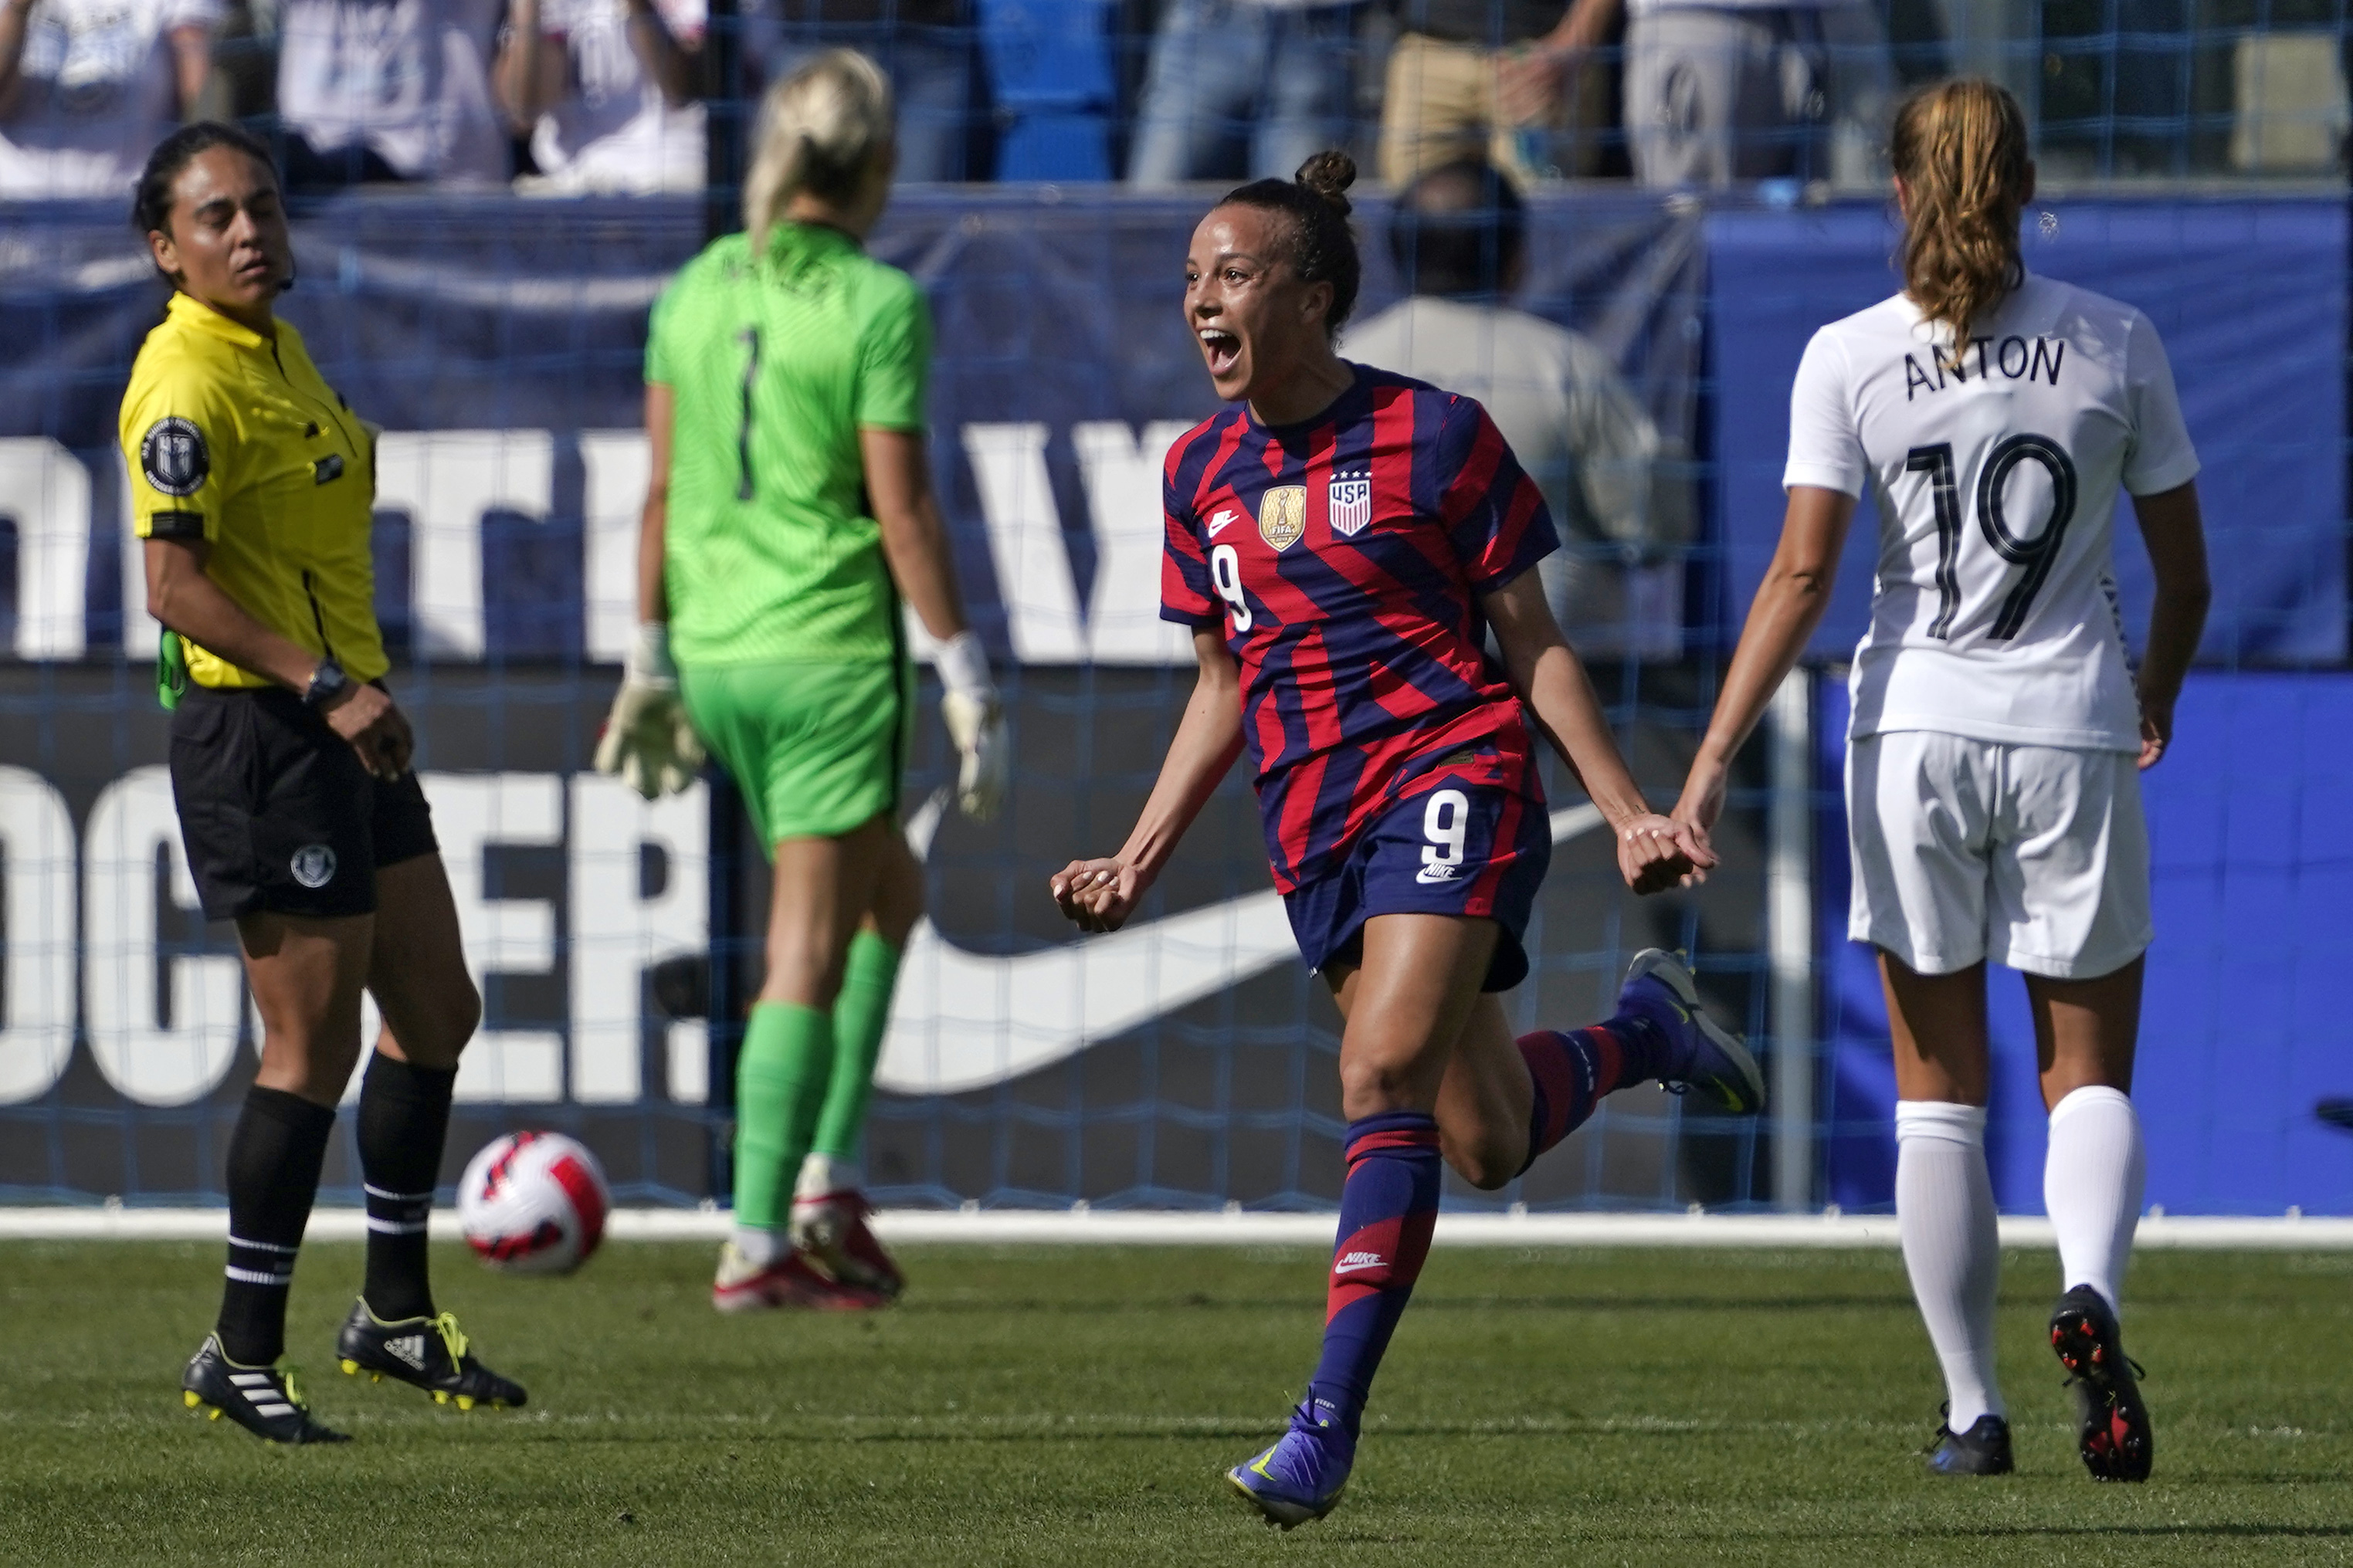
[{"left": 1283, "top": 780, "right": 1552, "bottom": 993}]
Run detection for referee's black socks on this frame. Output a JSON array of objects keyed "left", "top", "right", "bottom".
[
  {"left": 357, "top": 1053, "right": 456, "bottom": 1322},
  {"left": 219, "top": 1086, "right": 336, "bottom": 1366}
]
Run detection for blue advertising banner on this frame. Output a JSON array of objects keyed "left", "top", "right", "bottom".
[
  {"left": 1710, "top": 199, "right": 2347, "bottom": 667},
  {"left": 1817, "top": 669, "right": 2353, "bottom": 1217}
]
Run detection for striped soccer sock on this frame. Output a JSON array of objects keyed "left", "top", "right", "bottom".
[
  {"left": 358, "top": 1053, "right": 456, "bottom": 1322},
  {"left": 1306, "top": 1111, "right": 1443, "bottom": 1438},
  {"left": 217, "top": 1086, "right": 336, "bottom": 1366},
  {"left": 1513, "top": 1017, "right": 1663, "bottom": 1177}
]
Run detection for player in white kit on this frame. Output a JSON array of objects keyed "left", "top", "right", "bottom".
[{"left": 1670, "top": 80, "right": 2210, "bottom": 1482}]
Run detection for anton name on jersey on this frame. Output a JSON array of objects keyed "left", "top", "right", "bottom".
[{"left": 1904, "top": 335, "right": 2065, "bottom": 401}]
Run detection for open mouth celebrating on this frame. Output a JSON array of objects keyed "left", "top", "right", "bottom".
[{"left": 1199, "top": 327, "right": 1240, "bottom": 379}]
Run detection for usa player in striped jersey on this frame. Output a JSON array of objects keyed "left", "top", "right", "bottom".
[
  {"left": 1674, "top": 81, "right": 2211, "bottom": 1483},
  {"left": 1049, "top": 151, "right": 1764, "bottom": 1529}
]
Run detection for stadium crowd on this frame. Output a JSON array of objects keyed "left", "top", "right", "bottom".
[{"left": 4, "top": 0, "right": 2333, "bottom": 198}]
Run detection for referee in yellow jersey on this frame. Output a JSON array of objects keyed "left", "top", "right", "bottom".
[{"left": 123, "top": 123, "right": 523, "bottom": 1444}]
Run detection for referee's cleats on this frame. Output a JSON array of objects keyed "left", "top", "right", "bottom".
[
  {"left": 2050, "top": 1285, "right": 2151, "bottom": 1482},
  {"left": 1226, "top": 1393, "right": 1354, "bottom": 1530},
  {"left": 181, "top": 1335, "right": 349, "bottom": 1444},
  {"left": 336, "top": 1301, "right": 527, "bottom": 1411},
  {"left": 1619, "top": 948, "right": 1766, "bottom": 1115},
  {"left": 1924, "top": 1410, "right": 2015, "bottom": 1475}
]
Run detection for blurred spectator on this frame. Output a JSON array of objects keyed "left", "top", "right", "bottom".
[
  {"left": 1378, "top": 0, "right": 1617, "bottom": 186},
  {"left": 497, "top": 0, "right": 704, "bottom": 191},
  {"left": 1344, "top": 159, "right": 1689, "bottom": 655},
  {"left": 1125, "top": 0, "right": 1361, "bottom": 185},
  {"left": 742, "top": 0, "right": 975, "bottom": 181},
  {"left": 0, "top": 0, "right": 215, "bottom": 197},
  {"left": 1622, "top": 0, "right": 1893, "bottom": 186},
  {"left": 193, "top": 0, "right": 279, "bottom": 124},
  {"left": 274, "top": 0, "right": 507, "bottom": 186}
]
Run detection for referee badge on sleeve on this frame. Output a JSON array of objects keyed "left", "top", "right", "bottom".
[{"left": 141, "top": 417, "right": 210, "bottom": 496}]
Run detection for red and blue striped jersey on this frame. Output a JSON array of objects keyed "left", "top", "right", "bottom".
[{"left": 1159, "top": 365, "right": 1558, "bottom": 892}]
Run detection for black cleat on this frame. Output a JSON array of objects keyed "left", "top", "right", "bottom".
[
  {"left": 2050, "top": 1284, "right": 2151, "bottom": 1482},
  {"left": 181, "top": 1335, "right": 350, "bottom": 1444},
  {"left": 336, "top": 1301, "right": 527, "bottom": 1411},
  {"left": 1924, "top": 1410, "right": 2014, "bottom": 1475}
]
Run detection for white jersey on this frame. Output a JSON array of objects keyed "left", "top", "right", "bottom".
[
  {"left": 1785, "top": 273, "right": 2199, "bottom": 752},
  {"left": 0, "top": 0, "right": 219, "bottom": 198}
]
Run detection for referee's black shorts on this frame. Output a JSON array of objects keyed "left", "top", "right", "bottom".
[{"left": 168, "top": 682, "right": 438, "bottom": 921}]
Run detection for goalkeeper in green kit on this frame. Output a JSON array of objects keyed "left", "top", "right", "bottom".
[{"left": 597, "top": 49, "right": 1005, "bottom": 1311}]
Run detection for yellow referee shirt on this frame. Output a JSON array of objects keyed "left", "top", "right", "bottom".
[{"left": 119, "top": 292, "right": 388, "bottom": 689}]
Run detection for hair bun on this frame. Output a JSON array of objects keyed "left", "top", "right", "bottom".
[{"left": 1293, "top": 150, "right": 1357, "bottom": 216}]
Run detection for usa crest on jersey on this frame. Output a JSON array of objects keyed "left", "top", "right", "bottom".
[{"left": 1329, "top": 469, "right": 1371, "bottom": 537}]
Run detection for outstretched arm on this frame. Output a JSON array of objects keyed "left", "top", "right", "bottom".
[
  {"left": 1673, "top": 484, "right": 1856, "bottom": 839},
  {"left": 1483, "top": 566, "right": 1714, "bottom": 894},
  {"left": 1049, "top": 628, "right": 1243, "bottom": 933}
]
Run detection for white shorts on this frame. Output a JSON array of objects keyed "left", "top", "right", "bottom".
[{"left": 1846, "top": 730, "right": 2152, "bottom": 980}]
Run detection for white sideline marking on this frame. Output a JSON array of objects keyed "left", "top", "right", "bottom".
[{"left": 5, "top": 1207, "right": 2353, "bottom": 1248}]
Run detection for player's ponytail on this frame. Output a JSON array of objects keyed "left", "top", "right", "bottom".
[
  {"left": 1217, "top": 150, "right": 1362, "bottom": 339},
  {"left": 741, "top": 49, "right": 894, "bottom": 255},
  {"left": 1891, "top": 78, "right": 2032, "bottom": 344}
]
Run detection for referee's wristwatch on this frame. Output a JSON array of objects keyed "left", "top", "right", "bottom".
[{"left": 302, "top": 657, "right": 348, "bottom": 709}]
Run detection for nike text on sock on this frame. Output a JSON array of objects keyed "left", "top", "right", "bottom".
[
  {"left": 358, "top": 1054, "right": 457, "bottom": 1322},
  {"left": 1308, "top": 1111, "right": 1443, "bottom": 1434},
  {"left": 1895, "top": 1100, "right": 2005, "bottom": 1429},
  {"left": 218, "top": 1086, "right": 336, "bottom": 1366},
  {"left": 2044, "top": 1084, "right": 2145, "bottom": 1313}
]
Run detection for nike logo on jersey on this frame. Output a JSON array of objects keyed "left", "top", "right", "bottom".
[
  {"left": 873, "top": 797, "right": 1605, "bottom": 1095},
  {"left": 1205, "top": 510, "right": 1237, "bottom": 537},
  {"left": 1415, "top": 862, "right": 1465, "bottom": 885},
  {"left": 1333, "top": 1251, "right": 1386, "bottom": 1275}
]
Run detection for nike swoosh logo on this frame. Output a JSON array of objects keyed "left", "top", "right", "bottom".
[
  {"left": 1206, "top": 510, "right": 1237, "bottom": 536},
  {"left": 874, "top": 795, "right": 1605, "bottom": 1095},
  {"left": 1331, "top": 1258, "right": 1386, "bottom": 1274}
]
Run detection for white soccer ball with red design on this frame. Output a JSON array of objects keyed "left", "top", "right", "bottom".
[{"left": 458, "top": 1131, "right": 609, "bottom": 1275}]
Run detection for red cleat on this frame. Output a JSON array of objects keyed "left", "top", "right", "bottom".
[
  {"left": 792, "top": 1189, "right": 904, "bottom": 1299},
  {"left": 711, "top": 1241, "right": 888, "bottom": 1313}
]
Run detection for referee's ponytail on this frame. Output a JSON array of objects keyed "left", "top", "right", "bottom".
[
  {"left": 743, "top": 49, "right": 894, "bottom": 255},
  {"left": 1892, "top": 79, "right": 2030, "bottom": 344},
  {"left": 1219, "top": 151, "right": 1362, "bottom": 340}
]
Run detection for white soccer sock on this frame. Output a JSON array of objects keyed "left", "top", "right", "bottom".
[
  {"left": 2043, "top": 1085, "right": 2145, "bottom": 1313},
  {"left": 731, "top": 1225, "right": 788, "bottom": 1267},
  {"left": 1895, "top": 1100, "right": 2005, "bottom": 1428}
]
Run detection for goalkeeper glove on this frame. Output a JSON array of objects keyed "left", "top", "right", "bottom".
[
  {"left": 594, "top": 623, "right": 705, "bottom": 801},
  {"left": 935, "top": 629, "right": 1008, "bottom": 821}
]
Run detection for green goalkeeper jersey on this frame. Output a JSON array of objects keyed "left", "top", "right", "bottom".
[{"left": 646, "top": 222, "right": 931, "bottom": 665}]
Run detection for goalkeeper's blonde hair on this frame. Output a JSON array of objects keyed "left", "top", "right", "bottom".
[{"left": 742, "top": 49, "right": 894, "bottom": 253}]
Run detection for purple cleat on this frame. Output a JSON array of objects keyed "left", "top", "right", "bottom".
[
  {"left": 1617, "top": 949, "right": 1766, "bottom": 1115},
  {"left": 1226, "top": 1390, "right": 1354, "bottom": 1529}
]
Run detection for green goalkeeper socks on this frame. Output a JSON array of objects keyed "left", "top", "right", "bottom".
[
  {"left": 812, "top": 930, "right": 903, "bottom": 1164},
  {"left": 733, "top": 1002, "right": 834, "bottom": 1231}
]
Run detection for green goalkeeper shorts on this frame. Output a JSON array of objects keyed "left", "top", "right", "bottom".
[{"left": 680, "top": 658, "right": 914, "bottom": 852}]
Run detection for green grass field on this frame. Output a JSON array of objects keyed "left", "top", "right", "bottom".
[{"left": 5, "top": 1240, "right": 2350, "bottom": 1565}]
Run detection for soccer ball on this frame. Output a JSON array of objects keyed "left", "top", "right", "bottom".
[{"left": 458, "top": 1131, "right": 609, "bottom": 1275}]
